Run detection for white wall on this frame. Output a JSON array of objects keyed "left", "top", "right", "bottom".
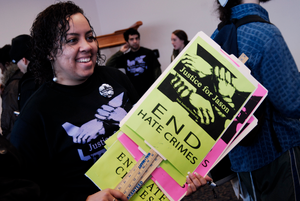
[
  {"left": 0, "top": 0, "right": 299, "bottom": 72},
  {"left": 96, "top": 1, "right": 219, "bottom": 72},
  {"left": 0, "top": 0, "right": 102, "bottom": 46}
]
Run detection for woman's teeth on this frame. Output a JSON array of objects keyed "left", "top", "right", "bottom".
[{"left": 77, "top": 58, "right": 90, "bottom": 63}]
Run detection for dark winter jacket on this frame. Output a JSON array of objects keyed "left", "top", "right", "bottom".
[{"left": 1, "top": 64, "right": 23, "bottom": 139}]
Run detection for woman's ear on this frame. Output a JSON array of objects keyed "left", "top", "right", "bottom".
[
  {"left": 22, "top": 58, "right": 30, "bottom": 65},
  {"left": 47, "top": 55, "right": 53, "bottom": 61}
]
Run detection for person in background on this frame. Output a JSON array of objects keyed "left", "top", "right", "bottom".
[
  {"left": 171, "top": 29, "right": 189, "bottom": 62},
  {"left": 106, "top": 28, "right": 161, "bottom": 98},
  {"left": 0, "top": 45, "right": 11, "bottom": 75},
  {"left": 0, "top": 45, "right": 23, "bottom": 139},
  {"left": 9, "top": 2, "right": 209, "bottom": 201},
  {"left": 1, "top": 37, "right": 40, "bottom": 199},
  {"left": 0, "top": 49, "right": 4, "bottom": 134},
  {"left": 9, "top": 34, "right": 40, "bottom": 111},
  {"left": 10, "top": 35, "right": 32, "bottom": 74},
  {"left": 211, "top": 0, "right": 300, "bottom": 200}
]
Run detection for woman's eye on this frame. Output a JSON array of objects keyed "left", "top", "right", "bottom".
[
  {"left": 66, "top": 38, "right": 78, "bottom": 43},
  {"left": 87, "top": 36, "right": 96, "bottom": 41}
]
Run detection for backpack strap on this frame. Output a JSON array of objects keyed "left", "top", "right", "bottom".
[
  {"left": 214, "top": 15, "right": 270, "bottom": 57},
  {"left": 234, "top": 16, "right": 281, "bottom": 152},
  {"left": 233, "top": 15, "right": 271, "bottom": 28},
  {"left": 214, "top": 22, "right": 239, "bottom": 57},
  {"left": 214, "top": 15, "right": 282, "bottom": 152},
  {"left": 217, "top": 15, "right": 270, "bottom": 31}
]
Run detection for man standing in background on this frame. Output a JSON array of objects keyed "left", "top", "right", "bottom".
[
  {"left": 106, "top": 28, "right": 161, "bottom": 98},
  {"left": 9, "top": 34, "right": 39, "bottom": 111}
]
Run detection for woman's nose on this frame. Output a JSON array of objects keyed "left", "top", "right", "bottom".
[{"left": 80, "top": 39, "right": 92, "bottom": 51}]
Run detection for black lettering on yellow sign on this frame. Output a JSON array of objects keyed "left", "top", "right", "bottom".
[
  {"left": 138, "top": 109, "right": 164, "bottom": 133},
  {"left": 164, "top": 132, "right": 198, "bottom": 164},
  {"left": 138, "top": 182, "right": 167, "bottom": 201},
  {"left": 151, "top": 103, "right": 167, "bottom": 120},
  {"left": 184, "top": 132, "right": 201, "bottom": 149},
  {"left": 137, "top": 103, "right": 201, "bottom": 165},
  {"left": 116, "top": 152, "right": 134, "bottom": 179},
  {"left": 166, "top": 115, "right": 184, "bottom": 134}
]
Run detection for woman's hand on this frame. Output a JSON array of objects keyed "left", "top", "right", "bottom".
[
  {"left": 86, "top": 189, "right": 128, "bottom": 201},
  {"left": 185, "top": 172, "right": 213, "bottom": 196}
]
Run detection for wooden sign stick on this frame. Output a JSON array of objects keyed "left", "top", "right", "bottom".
[{"left": 115, "top": 149, "right": 163, "bottom": 199}]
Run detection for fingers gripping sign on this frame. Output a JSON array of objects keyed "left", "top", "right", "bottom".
[{"left": 185, "top": 172, "right": 213, "bottom": 196}]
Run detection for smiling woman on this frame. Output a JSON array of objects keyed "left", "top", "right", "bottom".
[
  {"left": 8, "top": 2, "right": 212, "bottom": 200},
  {"left": 29, "top": 2, "right": 103, "bottom": 86},
  {"left": 9, "top": 1, "right": 140, "bottom": 201},
  {"left": 53, "top": 13, "right": 98, "bottom": 85}
]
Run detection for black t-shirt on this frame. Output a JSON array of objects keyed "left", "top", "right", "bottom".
[
  {"left": 116, "top": 47, "right": 161, "bottom": 97},
  {"left": 10, "top": 66, "right": 139, "bottom": 201}
]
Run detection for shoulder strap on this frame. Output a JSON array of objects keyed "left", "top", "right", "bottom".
[
  {"left": 215, "top": 15, "right": 271, "bottom": 57},
  {"left": 217, "top": 15, "right": 271, "bottom": 31},
  {"left": 215, "top": 15, "right": 282, "bottom": 151},
  {"left": 233, "top": 15, "right": 271, "bottom": 28},
  {"left": 233, "top": 16, "right": 282, "bottom": 151}
]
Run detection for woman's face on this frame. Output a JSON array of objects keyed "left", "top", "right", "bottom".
[
  {"left": 171, "top": 33, "right": 185, "bottom": 52},
  {"left": 52, "top": 13, "right": 98, "bottom": 86}
]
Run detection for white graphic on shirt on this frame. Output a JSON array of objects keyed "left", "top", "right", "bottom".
[
  {"left": 62, "top": 92, "right": 127, "bottom": 162},
  {"left": 127, "top": 55, "right": 147, "bottom": 76},
  {"left": 99, "top": 83, "right": 114, "bottom": 98}
]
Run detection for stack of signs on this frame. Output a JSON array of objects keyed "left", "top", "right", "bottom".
[{"left": 85, "top": 31, "right": 268, "bottom": 201}]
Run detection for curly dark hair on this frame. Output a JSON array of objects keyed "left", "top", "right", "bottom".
[
  {"left": 30, "top": 1, "right": 103, "bottom": 84},
  {"left": 215, "top": 0, "right": 271, "bottom": 23},
  {"left": 123, "top": 28, "right": 140, "bottom": 42}
]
